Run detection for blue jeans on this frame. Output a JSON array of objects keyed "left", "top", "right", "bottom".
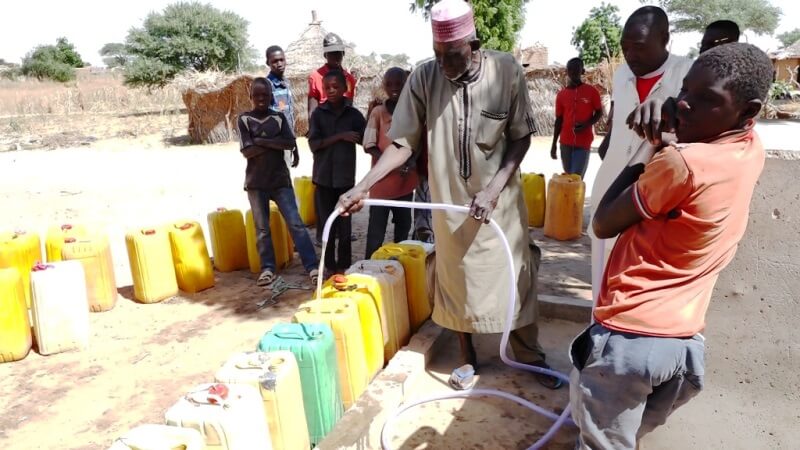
[
  {"left": 560, "top": 144, "right": 590, "bottom": 178},
  {"left": 247, "top": 187, "right": 318, "bottom": 273}
]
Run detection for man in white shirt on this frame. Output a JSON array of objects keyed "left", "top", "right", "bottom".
[{"left": 591, "top": 6, "right": 693, "bottom": 301}]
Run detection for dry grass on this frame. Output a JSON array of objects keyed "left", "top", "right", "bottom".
[{"left": 0, "top": 68, "right": 187, "bottom": 150}]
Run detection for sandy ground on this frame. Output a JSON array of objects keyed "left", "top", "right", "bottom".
[
  {"left": 0, "top": 134, "right": 593, "bottom": 449},
  {"left": 387, "top": 319, "right": 581, "bottom": 450}
]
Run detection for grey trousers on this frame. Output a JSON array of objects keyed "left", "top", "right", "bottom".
[{"left": 569, "top": 323, "right": 705, "bottom": 450}]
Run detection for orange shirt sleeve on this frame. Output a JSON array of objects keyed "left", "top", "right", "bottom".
[{"left": 634, "top": 146, "right": 693, "bottom": 219}]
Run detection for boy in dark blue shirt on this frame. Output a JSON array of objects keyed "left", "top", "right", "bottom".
[{"left": 237, "top": 78, "right": 319, "bottom": 287}]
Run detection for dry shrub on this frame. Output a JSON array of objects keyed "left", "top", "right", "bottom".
[{"left": 179, "top": 73, "right": 254, "bottom": 144}]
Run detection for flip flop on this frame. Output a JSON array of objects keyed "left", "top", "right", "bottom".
[
  {"left": 448, "top": 364, "right": 476, "bottom": 391},
  {"left": 530, "top": 361, "right": 564, "bottom": 390}
]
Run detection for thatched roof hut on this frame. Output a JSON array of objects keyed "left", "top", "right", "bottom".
[
  {"left": 177, "top": 72, "right": 254, "bottom": 144},
  {"left": 769, "top": 40, "right": 800, "bottom": 84},
  {"left": 515, "top": 44, "right": 548, "bottom": 69},
  {"left": 284, "top": 11, "right": 357, "bottom": 78}
]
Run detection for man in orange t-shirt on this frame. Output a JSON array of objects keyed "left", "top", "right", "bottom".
[
  {"left": 550, "top": 57, "right": 603, "bottom": 178},
  {"left": 569, "top": 43, "right": 772, "bottom": 449}
]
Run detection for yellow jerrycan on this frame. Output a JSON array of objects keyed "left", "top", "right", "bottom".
[
  {"left": 522, "top": 173, "right": 546, "bottom": 227},
  {"left": 108, "top": 424, "right": 204, "bottom": 450},
  {"left": 320, "top": 274, "right": 385, "bottom": 379},
  {"left": 0, "top": 230, "right": 42, "bottom": 308},
  {"left": 0, "top": 268, "right": 32, "bottom": 363},
  {"left": 544, "top": 173, "right": 586, "bottom": 241},
  {"left": 61, "top": 234, "right": 117, "bottom": 312},
  {"left": 371, "top": 243, "right": 431, "bottom": 332},
  {"left": 215, "top": 351, "right": 310, "bottom": 450},
  {"left": 293, "top": 176, "right": 317, "bottom": 226},
  {"left": 207, "top": 208, "right": 249, "bottom": 272},
  {"left": 45, "top": 223, "right": 88, "bottom": 262},
  {"left": 346, "top": 260, "right": 411, "bottom": 362},
  {"left": 293, "top": 298, "right": 368, "bottom": 409},
  {"left": 125, "top": 227, "right": 178, "bottom": 303},
  {"left": 168, "top": 221, "right": 215, "bottom": 293}
]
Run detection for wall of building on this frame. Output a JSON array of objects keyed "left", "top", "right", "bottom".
[{"left": 647, "top": 150, "right": 800, "bottom": 449}]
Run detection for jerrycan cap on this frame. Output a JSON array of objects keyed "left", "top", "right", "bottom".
[
  {"left": 64, "top": 237, "right": 76, "bottom": 243},
  {"left": 177, "top": 222, "right": 193, "bottom": 230},
  {"left": 207, "top": 383, "right": 229, "bottom": 404},
  {"left": 332, "top": 275, "right": 349, "bottom": 290},
  {"left": 32, "top": 262, "right": 54, "bottom": 272},
  {"left": 61, "top": 224, "right": 74, "bottom": 231},
  {"left": 216, "top": 207, "right": 227, "bottom": 212},
  {"left": 141, "top": 229, "right": 156, "bottom": 235}
]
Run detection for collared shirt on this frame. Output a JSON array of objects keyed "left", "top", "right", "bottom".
[
  {"left": 595, "top": 130, "right": 765, "bottom": 337},
  {"left": 308, "top": 65, "right": 357, "bottom": 104},
  {"left": 267, "top": 72, "right": 294, "bottom": 132},
  {"left": 590, "top": 53, "right": 693, "bottom": 236},
  {"left": 237, "top": 110, "right": 294, "bottom": 191},
  {"left": 309, "top": 102, "right": 366, "bottom": 188}
]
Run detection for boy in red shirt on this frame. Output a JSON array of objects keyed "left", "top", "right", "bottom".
[
  {"left": 571, "top": 43, "right": 773, "bottom": 449},
  {"left": 550, "top": 58, "right": 603, "bottom": 178}
]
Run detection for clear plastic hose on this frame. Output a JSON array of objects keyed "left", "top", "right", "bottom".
[{"left": 317, "top": 199, "right": 573, "bottom": 450}]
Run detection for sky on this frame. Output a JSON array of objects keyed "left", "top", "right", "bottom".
[{"left": 2, "top": 0, "right": 799, "bottom": 68}]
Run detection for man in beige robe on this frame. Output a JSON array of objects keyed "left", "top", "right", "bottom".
[{"left": 336, "top": 0, "right": 560, "bottom": 388}]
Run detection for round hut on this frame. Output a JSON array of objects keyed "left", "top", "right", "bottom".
[{"left": 178, "top": 71, "right": 254, "bottom": 145}]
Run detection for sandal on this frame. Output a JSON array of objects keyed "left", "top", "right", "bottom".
[
  {"left": 530, "top": 361, "right": 564, "bottom": 390},
  {"left": 309, "top": 269, "right": 319, "bottom": 286},
  {"left": 257, "top": 270, "right": 276, "bottom": 287}
]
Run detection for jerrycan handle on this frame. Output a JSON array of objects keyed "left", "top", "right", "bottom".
[{"left": 272, "top": 323, "right": 318, "bottom": 340}]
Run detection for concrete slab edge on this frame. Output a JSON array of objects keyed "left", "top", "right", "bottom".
[
  {"left": 317, "top": 295, "right": 590, "bottom": 448},
  {"left": 316, "top": 320, "right": 445, "bottom": 449},
  {"left": 539, "top": 294, "right": 593, "bottom": 323}
]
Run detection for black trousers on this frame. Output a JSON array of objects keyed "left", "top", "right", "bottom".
[
  {"left": 364, "top": 193, "right": 413, "bottom": 259},
  {"left": 315, "top": 185, "right": 352, "bottom": 272}
]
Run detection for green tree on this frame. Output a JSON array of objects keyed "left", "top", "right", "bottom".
[
  {"left": 410, "top": 0, "right": 528, "bottom": 52},
  {"left": 123, "top": 2, "right": 252, "bottom": 87},
  {"left": 571, "top": 3, "right": 622, "bottom": 66},
  {"left": 99, "top": 43, "right": 132, "bottom": 68},
  {"left": 777, "top": 28, "right": 800, "bottom": 47},
  {"left": 20, "top": 37, "right": 85, "bottom": 82},
  {"left": 643, "top": 0, "right": 782, "bottom": 35}
]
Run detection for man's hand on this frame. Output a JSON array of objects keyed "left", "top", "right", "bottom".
[
  {"left": 291, "top": 149, "right": 299, "bottom": 168},
  {"left": 550, "top": 143, "right": 558, "bottom": 160},
  {"left": 626, "top": 97, "right": 677, "bottom": 146},
  {"left": 573, "top": 122, "right": 589, "bottom": 133},
  {"left": 339, "top": 131, "right": 362, "bottom": 144},
  {"left": 336, "top": 186, "right": 369, "bottom": 216},
  {"left": 469, "top": 188, "right": 500, "bottom": 224}
]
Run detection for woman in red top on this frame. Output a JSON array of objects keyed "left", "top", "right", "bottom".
[
  {"left": 363, "top": 68, "right": 418, "bottom": 259},
  {"left": 550, "top": 58, "right": 604, "bottom": 178}
]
